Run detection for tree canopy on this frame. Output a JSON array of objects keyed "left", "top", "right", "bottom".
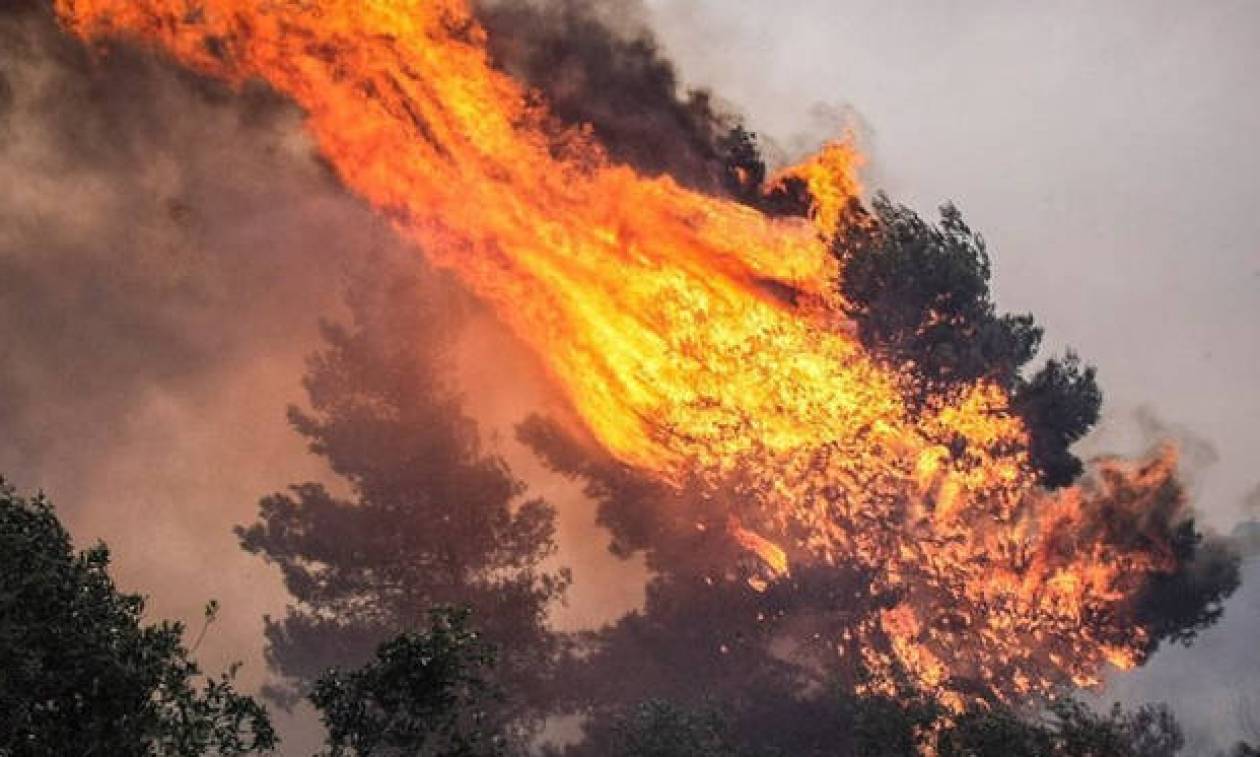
[
  {"left": 0, "top": 479, "right": 275, "bottom": 756},
  {"left": 832, "top": 194, "right": 1101, "bottom": 487},
  {"left": 311, "top": 607, "right": 507, "bottom": 757},
  {"left": 235, "top": 270, "right": 568, "bottom": 731}
]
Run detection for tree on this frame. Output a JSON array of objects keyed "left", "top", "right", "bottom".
[
  {"left": 1046, "top": 700, "right": 1184, "bottom": 757},
  {"left": 236, "top": 270, "right": 568, "bottom": 733},
  {"left": 870, "top": 694, "right": 1186, "bottom": 757},
  {"left": 1134, "top": 519, "right": 1241, "bottom": 654},
  {"left": 603, "top": 700, "right": 764, "bottom": 757},
  {"left": 311, "top": 607, "right": 506, "bottom": 757},
  {"left": 0, "top": 479, "right": 275, "bottom": 756},
  {"left": 518, "top": 417, "right": 884, "bottom": 757},
  {"left": 1010, "top": 352, "right": 1102, "bottom": 486},
  {"left": 832, "top": 193, "right": 1100, "bottom": 488},
  {"left": 565, "top": 688, "right": 1189, "bottom": 757}
]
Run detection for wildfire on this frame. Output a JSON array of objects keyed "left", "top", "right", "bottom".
[{"left": 55, "top": 0, "right": 1185, "bottom": 706}]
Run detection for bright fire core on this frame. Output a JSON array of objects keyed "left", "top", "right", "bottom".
[{"left": 55, "top": 0, "right": 1188, "bottom": 708}]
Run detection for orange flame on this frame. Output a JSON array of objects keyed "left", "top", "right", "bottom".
[
  {"left": 730, "top": 517, "right": 790, "bottom": 579},
  {"left": 54, "top": 0, "right": 1184, "bottom": 705},
  {"left": 770, "top": 138, "right": 864, "bottom": 239}
]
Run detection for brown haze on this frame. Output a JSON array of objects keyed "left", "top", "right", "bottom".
[{"left": 0, "top": 3, "right": 641, "bottom": 747}]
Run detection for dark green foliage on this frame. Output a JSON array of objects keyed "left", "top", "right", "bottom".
[
  {"left": 938, "top": 705, "right": 1055, "bottom": 757},
  {"left": 850, "top": 694, "right": 937, "bottom": 757},
  {"left": 1010, "top": 353, "right": 1102, "bottom": 487},
  {"left": 236, "top": 272, "right": 567, "bottom": 728},
  {"left": 850, "top": 695, "right": 1185, "bottom": 757},
  {"left": 606, "top": 700, "right": 758, "bottom": 757},
  {"left": 834, "top": 196, "right": 1043, "bottom": 390},
  {"left": 1045, "top": 700, "right": 1184, "bottom": 757},
  {"left": 311, "top": 608, "right": 506, "bottom": 757},
  {"left": 832, "top": 193, "right": 1100, "bottom": 488},
  {"left": 575, "top": 692, "right": 1189, "bottom": 757},
  {"left": 0, "top": 480, "right": 275, "bottom": 756}
]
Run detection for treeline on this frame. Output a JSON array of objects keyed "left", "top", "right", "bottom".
[{"left": 0, "top": 482, "right": 1254, "bottom": 756}]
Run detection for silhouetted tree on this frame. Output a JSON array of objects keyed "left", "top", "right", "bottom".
[
  {"left": 311, "top": 607, "right": 507, "bottom": 757},
  {"left": 565, "top": 688, "right": 1190, "bottom": 757},
  {"left": 237, "top": 270, "right": 568, "bottom": 733},
  {"left": 935, "top": 699, "right": 1185, "bottom": 757},
  {"left": 1011, "top": 353, "right": 1102, "bottom": 486},
  {"left": 518, "top": 417, "right": 881, "bottom": 755},
  {"left": 602, "top": 700, "right": 766, "bottom": 757},
  {"left": 0, "top": 479, "right": 275, "bottom": 756}
]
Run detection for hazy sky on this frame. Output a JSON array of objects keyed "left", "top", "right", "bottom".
[{"left": 640, "top": 1, "right": 1260, "bottom": 748}]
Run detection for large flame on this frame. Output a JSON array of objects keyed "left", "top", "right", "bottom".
[{"left": 55, "top": 0, "right": 1184, "bottom": 706}]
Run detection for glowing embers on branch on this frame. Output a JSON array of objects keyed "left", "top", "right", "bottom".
[{"left": 54, "top": 0, "right": 1191, "bottom": 707}]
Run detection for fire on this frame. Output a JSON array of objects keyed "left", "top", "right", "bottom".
[
  {"left": 730, "top": 517, "right": 790, "bottom": 579},
  {"left": 769, "top": 139, "right": 864, "bottom": 240},
  {"left": 54, "top": 0, "right": 1185, "bottom": 706}
]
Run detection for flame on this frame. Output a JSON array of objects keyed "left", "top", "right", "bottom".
[
  {"left": 730, "top": 516, "right": 790, "bottom": 579},
  {"left": 769, "top": 139, "right": 864, "bottom": 239},
  {"left": 54, "top": 0, "right": 1186, "bottom": 705}
]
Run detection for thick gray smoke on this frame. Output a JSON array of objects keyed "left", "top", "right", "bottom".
[{"left": 474, "top": 0, "right": 747, "bottom": 193}]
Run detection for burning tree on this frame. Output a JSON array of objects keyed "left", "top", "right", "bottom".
[{"left": 47, "top": 0, "right": 1241, "bottom": 750}]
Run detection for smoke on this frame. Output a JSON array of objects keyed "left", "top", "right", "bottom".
[
  {"left": 473, "top": 0, "right": 744, "bottom": 193},
  {"left": 0, "top": 5, "right": 646, "bottom": 747},
  {"left": 0, "top": 2, "right": 436, "bottom": 748},
  {"left": 1241, "top": 484, "right": 1260, "bottom": 522},
  {"left": 0, "top": 1, "right": 367, "bottom": 494},
  {"left": 1133, "top": 406, "right": 1222, "bottom": 487}
]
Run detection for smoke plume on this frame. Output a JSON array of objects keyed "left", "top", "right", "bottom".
[{"left": 474, "top": 0, "right": 742, "bottom": 193}]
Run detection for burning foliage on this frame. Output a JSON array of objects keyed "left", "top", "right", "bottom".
[
  {"left": 50, "top": 0, "right": 1240, "bottom": 735},
  {"left": 831, "top": 195, "right": 1099, "bottom": 487}
]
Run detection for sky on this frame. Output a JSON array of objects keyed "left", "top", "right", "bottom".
[{"left": 640, "top": 0, "right": 1260, "bottom": 749}]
